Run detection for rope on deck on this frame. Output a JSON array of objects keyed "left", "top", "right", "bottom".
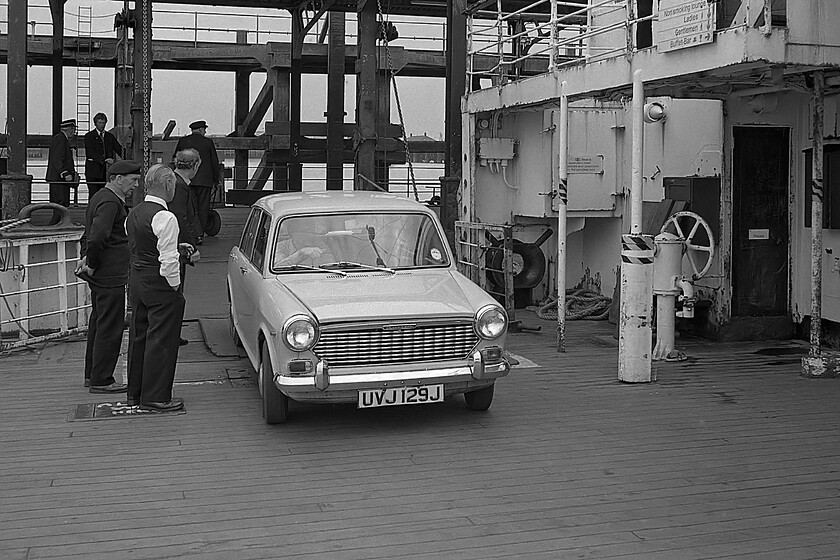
[{"left": 528, "top": 288, "right": 612, "bottom": 321}]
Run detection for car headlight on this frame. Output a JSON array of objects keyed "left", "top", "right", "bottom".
[
  {"left": 282, "top": 315, "right": 319, "bottom": 351},
  {"left": 475, "top": 305, "right": 507, "bottom": 339}
]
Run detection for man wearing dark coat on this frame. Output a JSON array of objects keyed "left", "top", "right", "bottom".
[
  {"left": 83, "top": 112, "right": 124, "bottom": 200},
  {"left": 77, "top": 160, "right": 141, "bottom": 393},
  {"left": 170, "top": 148, "right": 202, "bottom": 346},
  {"left": 173, "top": 120, "right": 221, "bottom": 241},
  {"left": 126, "top": 164, "right": 186, "bottom": 412},
  {"left": 46, "top": 118, "right": 78, "bottom": 225}
]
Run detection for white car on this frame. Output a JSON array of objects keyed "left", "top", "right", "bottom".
[{"left": 227, "top": 191, "right": 510, "bottom": 424}]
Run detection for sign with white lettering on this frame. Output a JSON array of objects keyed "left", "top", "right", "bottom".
[
  {"left": 654, "top": 0, "right": 716, "bottom": 53},
  {"left": 568, "top": 155, "right": 604, "bottom": 174}
]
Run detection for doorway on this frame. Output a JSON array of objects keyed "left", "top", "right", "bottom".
[{"left": 732, "top": 126, "right": 790, "bottom": 316}]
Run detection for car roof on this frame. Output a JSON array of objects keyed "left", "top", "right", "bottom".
[{"left": 254, "top": 191, "right": 435, "bottom": 216}]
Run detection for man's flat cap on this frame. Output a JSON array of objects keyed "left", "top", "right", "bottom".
[
  {"left": 189, "top": 120, "right": 208, "bottom": 130},
  {"left": 109, "top": 160, "right": 141, "bottom": 175},
  {"left": 60, "top": 118, "right": 77, "bottom": 128}
]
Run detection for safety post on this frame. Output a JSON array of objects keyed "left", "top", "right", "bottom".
[
  {"left": 652, "top": 232, "right": 686, "bottom": 362},
  {"left": 556, "top": 82, "right": 568, "bottom": 352},
  {"left": 618, "top": 235, "right": 655, "bottom": 382},
  {"left": 617, "top": 70, "right": 654, "bottom": 382},
  {"left": 802, "top": 70, "right": 840, "bottom": 377}
]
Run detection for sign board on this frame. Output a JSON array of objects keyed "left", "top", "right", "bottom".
[
  {"left": 748, "top": 229, "right": 770, "bottom": 240},
  {"left": 567, "top": 155, "right": 604, "bottom": 174},
  {"left": 655, "top": 0, "right": 715, "bottom": 53}
]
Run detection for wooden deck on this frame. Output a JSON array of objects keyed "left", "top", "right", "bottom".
[{"left": 1, "top": 207, "right": 839, "bottom": 559}]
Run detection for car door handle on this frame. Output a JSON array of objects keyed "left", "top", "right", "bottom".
[{"left": 240, "top": 266, "right": 248, "bottom": 275}]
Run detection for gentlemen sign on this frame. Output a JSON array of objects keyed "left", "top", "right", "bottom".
[{"left": 655, "top": 0, "right": 716, "bottom": 53}]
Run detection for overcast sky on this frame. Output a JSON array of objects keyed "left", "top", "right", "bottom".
[{"left": 0, "top": 1, "right": 445, "bottom": 138}]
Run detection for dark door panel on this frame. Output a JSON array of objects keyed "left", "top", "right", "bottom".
[{"left": 732, "top": 126, "right": 789, "bottom": 317}]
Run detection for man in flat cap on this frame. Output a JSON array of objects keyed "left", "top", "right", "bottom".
[
  {"left": 174, "top": 120, "right": 221, "bottom": 243},
  {"left": 77, "top": 159, "right": 141, "bottom": 393},
  {"left": 46, "top": 118, "right": 78, "bottom": 225},
  {"left": 84, "top": 112, "right": 124, "bottom": 200}
]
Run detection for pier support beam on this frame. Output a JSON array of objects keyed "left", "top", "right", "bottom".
[
  {"left": 326, "top": 11, "right": 346, "bottom": 190},
  {"left": 2, "top": 0, "right": 32, "bottom": 219},
  {"left": 442, "top": 0, "right": 467, "bottom": 246},
  {"left": 49, "top": 0, "right": 64, "bottom": 134},
  {"left": 355, "top": 0, "right": 378, "bottom": 190},
  {"left": 234, "top": 31, "right": 251, "bottom": 192},
  {"left": 114, "top": 2, "right": 133, "bottom": 156}
]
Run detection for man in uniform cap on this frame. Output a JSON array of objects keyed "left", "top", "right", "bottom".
[
  {"left": 84, "top": 112, "right": 124, "bottom": 200},
  {"left": 46, "top": 118, "right": 78, "bottom": 225},
  {"left": 77, "top": 159, "right": 141, "bottom": 393},
  {"left": 174, "top": 120, "right": 221, "bottom": 242}
]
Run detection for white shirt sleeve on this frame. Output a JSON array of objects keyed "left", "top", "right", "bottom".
[{"left": 151, "top": 210, "right": 181, "bottom": 287}]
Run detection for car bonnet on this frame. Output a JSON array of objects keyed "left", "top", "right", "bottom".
[{"left": 277, "top": 269, "right": 478, "bottom": 322}]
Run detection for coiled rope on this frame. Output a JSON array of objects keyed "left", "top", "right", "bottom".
[{"left": 527, "top": 288, "right": 612, "bottom": 321}]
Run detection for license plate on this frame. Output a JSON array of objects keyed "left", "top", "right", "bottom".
[{"left": 358, "top": 384, "right": 444, "bottom": 409}]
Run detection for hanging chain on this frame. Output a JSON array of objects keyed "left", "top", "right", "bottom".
[
  {"left": 376, "top": 0, "right": 419, "bottom": 202},
  {"left": 141, "top": 1, "right": 151, "bottom": 175}
]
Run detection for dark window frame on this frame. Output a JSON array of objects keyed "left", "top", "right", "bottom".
[{"left": 803, "top": 144, "right": 840, "bottom": 229}]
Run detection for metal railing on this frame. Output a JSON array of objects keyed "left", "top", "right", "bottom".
[
  {"left": 454, "top": 221, "right": 515, "bottom": 321},
  {"left": 466, "top": 0, "right": 777, "bottom": 87},
  {"left": 0, "top": 231, "right": 91, "bottom": 351}
]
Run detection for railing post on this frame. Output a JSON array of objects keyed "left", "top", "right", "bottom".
[{"left": 549, "top": 0, "right": 557, "bottom": 72}]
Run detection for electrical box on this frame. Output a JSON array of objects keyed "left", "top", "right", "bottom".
[
  {"left": 663, "top": 176, "right": 721, "bottom": 243},
  {"left": 478, "top": 138, "right": 516, "bottom": 161}
]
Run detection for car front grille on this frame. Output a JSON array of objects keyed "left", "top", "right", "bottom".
[{"left": 314, "top": 322, "right": 478, "bottom": 367}]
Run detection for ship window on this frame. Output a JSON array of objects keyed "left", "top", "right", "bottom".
[{"left": 804, "top": 145, "right": 840, "bottom": 229}]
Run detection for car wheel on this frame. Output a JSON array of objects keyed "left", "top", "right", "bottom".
[
  {"left": 464, "top": 383, "right": 495, "bottom": 411},
  {"left": 205, "top": 209, "right": 221, "bottom": 237},
  {"left": 261, "top": 344, "right": 288, "bottom": 424}
]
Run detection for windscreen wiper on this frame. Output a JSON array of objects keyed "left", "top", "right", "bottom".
[
  {"left": 275, "top": 264, "right": 346, "bottom": 276},
  {"left": 320, "top": 261, "right": 395, "bottom": 275}
]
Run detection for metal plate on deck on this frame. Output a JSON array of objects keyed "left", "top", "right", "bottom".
[{"left": 68, "top": 400, "right": 186, "bottom": 421}]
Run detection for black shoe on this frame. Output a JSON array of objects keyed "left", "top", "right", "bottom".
[
  {"left": 179, "top": 337, "right": 189, "bottom": 346},
  {"left": 89, "top": 382, "right": 128, "bottom": 394},
  {"left": 139, "top": 400, "right": 184, "bottom": 412},
  {"left": 125, "top": 397, "right": 140, "bottom": 407},
  {"left": 84, "top": 379, "right": 90, "bottom": 387}
]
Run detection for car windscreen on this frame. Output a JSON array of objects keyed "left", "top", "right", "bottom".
[{"left": 270, "top": 212, "right": 449, "bottom": 272}]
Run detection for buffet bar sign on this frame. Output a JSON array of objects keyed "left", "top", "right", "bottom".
[{"left": 655, "top": 0, "right": 716, "bottom": 53}]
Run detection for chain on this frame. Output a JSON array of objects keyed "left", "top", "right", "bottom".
[
  {"left": 141, "top": 1, "right": 151, "bottom": 175},
  {"left": 376, "top": 0, "right": 419, "bottom": 202}
]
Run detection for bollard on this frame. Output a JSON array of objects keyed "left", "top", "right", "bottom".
[{"left": 618, "top": 234, "right": 655, "bottom": 382}]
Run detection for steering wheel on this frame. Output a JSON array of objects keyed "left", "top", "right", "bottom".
[{"left": 660, "top": 211, "right": 715, "bottom": 280}]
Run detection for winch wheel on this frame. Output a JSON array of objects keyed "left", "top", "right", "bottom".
[{"left": 660, "top": 211, "right": 715, "bottom": 280}]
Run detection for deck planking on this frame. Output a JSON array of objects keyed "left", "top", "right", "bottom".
[{"left": 1, "top": 207, "right": 839, "bottom": 559}]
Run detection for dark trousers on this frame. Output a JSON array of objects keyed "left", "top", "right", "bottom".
[
  {"left": 48, "top": 181, "right": 71, "bottom": 225},
  {"left": 84, "top": 285, "right": 126, "bottom": 387},
  {"left": 190, "top": 185, "right": 211, "bottom": 237},
  {"left": 127, "top": 273, "right": 186, "bottom": 404},
  {"left": 87, "top": 176, "right": 105, "bottom": 200}
]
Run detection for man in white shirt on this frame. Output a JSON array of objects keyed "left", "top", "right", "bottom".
[{"left": 125, "top": 164, "right": 185, "bottom": 412}]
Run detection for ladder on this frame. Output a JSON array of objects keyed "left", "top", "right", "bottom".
[{"left": 75, "top": 5, "right": 92, "bottom": 133}]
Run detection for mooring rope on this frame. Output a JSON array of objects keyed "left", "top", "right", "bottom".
[{"left": 528, "top": 288, "right": 612, "bottom": 321}]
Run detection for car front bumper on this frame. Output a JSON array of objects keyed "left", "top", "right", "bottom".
[{"left": 274, "top": 351, "right": 510, "bottom": 403}]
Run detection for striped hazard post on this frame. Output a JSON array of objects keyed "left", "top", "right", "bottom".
[{"left": 618, "top": 234, "right": 655, "bottom": 383}]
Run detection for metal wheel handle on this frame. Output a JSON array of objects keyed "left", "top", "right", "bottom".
[{"left": 660, "top": 211, "right": 715, "bottom": 280}]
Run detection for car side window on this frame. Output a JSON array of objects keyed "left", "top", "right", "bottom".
[
  {"left": 250, "top": 212, "right": 271, "bottom": 272},
  {"left": 239, "top": 208, "right": 261, "bottom": 261}
]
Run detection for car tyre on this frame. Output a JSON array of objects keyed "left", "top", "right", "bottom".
[
  {"left": 464, "top": 383, "right": 494, "bottom": 411},
  {"left": 261, "top": 344, "right": 288, "bottom": 424},
  {"left": 205, "top": 209, "right": 222, "bottom": 237}
]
